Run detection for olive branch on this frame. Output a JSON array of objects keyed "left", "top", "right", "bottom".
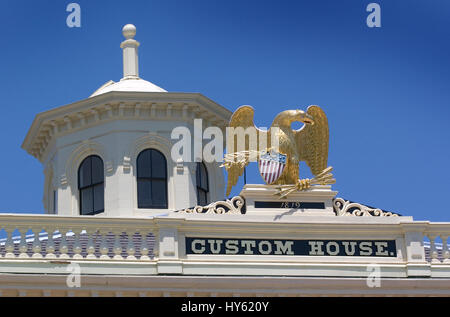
[{"left": 274, "top": 166, "right": 336, "bottom": 199}]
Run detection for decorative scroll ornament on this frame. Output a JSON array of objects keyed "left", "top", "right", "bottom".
[
  {"left": 221, "top": 105, "right": 335, "bottom": 199},
  {"left": 178, "top": 196, "right": 245, "bottom": 215},
  {"left": 333, "top": 197, "right": 398, "bottom": 217}
]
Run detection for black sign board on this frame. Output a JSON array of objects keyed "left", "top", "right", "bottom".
[
  {"left": 186, "top": 237, "right": 397, "bottom": 257},
  {"left": 254, "top": 201, "right": 325, "bottom": 209}
]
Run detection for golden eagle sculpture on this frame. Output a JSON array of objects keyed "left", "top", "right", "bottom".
[{"left": 222, "top": 105, "right": 335, "bottom": 198}]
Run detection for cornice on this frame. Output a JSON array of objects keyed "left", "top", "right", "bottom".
[{"left": 22, "top": 91, "right": 233, "bottom": 162}]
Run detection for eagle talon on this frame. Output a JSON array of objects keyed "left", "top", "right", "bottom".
[{"left": 296, "top": 179, "right": 311, "bottom": 191}]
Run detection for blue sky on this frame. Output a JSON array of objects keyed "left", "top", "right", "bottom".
[{"left": 0, "top": 0, "right": 449, "bottom": 221}]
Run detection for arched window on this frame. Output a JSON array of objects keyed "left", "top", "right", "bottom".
[
  {"left": 78, "top": 155, "right": 104, "bottom": 215},
  {"left": 196, "top": 162, "right": 209, "bottom": 206},
  {"left": 137, "top": 149, "right": 168, "bottom": 209}
]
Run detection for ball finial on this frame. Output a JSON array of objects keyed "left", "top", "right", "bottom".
[{"left": 122, "top": 24, "right": 136, "bottom": 39}]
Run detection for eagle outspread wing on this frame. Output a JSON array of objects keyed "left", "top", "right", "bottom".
[
  {"left": 223, "top": 105, "right": 269, "bottom": 196},
  {"left": 295, "top": 105, "right": 329, "bottom": 176}
]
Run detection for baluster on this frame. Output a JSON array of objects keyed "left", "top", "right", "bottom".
[
  {"left": 59, "top": 228, "right": 69, "bottom": 259},
  {"left": 442, "top": 235, "right": 449, "bottom": 263},
  {"left": 428, "top": 234, "right": 440, "bottom": 263},
  {"left": 126, "top": 230, "right": 136, "bottom": 260},
  {"left": 4, "top": 228, "right": 16, "bottom": 259},
  {"left": 86, "top": 228, "right": 97, "bottom": 259},
  {"left": 99, "top": 229, "right": 110, "bottom": 260},
  {"left": 31, "top": 228, "right": 43, "bottom": 259},
  {"left": 113, "top": 230, "right": 123, "bottom": 260},
  {"left": 45, "top": 227, "right": 56, "bottom": 259},
  {"left": 72, "top": 229, "right": 83, "bottom": 259},
  {"left": 18, "top": 227, "right": 29, "bottom": 258},
  {"left": 140, "top": 231, "right": 150, "bottom": 261}
]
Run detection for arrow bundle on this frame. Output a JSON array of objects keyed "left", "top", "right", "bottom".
[{"left": 275, "top": 166, "right": 336, "bottom": 199}]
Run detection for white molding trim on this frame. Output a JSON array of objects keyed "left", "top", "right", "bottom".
[{"left": 0, "top": 274, "right": 449, "bottom": 297}]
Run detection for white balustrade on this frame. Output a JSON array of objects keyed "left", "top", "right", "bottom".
[
  {"left": 0, "top": 215, "right": 157, "bottom": 262},
  {"left": 424, "top": 224, "right": 450, "bottom": 264}
]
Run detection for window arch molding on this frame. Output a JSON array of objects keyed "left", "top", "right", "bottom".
[
  {"left": 65, "top": 140, "right": 108, "bottom": 216},
  {"left": 129, "top": 134, "right": 172, "bottom": 163}
]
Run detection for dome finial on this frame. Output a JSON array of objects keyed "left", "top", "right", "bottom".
[
  {"left": 120, "top": 24, "right": 140, "bottom": 80},
  {"left": 122, "top": 24, "right": 136, "bottom": 40}
]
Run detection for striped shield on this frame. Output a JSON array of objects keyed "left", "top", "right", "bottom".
[{"left": 258, "top": 151, "right": 287, "bottom": 184}]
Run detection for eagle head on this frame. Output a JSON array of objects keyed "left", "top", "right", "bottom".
[{"left": 272, "top": 109, "right": 314, "bottom": 128}]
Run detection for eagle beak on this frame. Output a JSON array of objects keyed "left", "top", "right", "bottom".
[
  {"left": 296, "top": 110, "right": 314, "bottom": 125},
  {"left": 304, "top": 113, "right": 314, "bottom": 124}
]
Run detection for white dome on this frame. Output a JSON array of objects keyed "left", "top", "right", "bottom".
[
  {"left": 90, "top": 25, "right": 168, "bottom": 98},
  {"left": 90, "top": 78, "right": 167, "bottom": 97}
]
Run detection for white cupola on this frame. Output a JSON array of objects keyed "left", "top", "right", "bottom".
[{"left": 22, "top": 24, "right": 232, "bottom": 217}]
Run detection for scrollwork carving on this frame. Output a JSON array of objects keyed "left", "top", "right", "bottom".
[
  {"left": 333, "top": 197, "right": 398, "bottom": 217},
  {"left": 177, "top": 196, "right": 245, "bottom": 215}
]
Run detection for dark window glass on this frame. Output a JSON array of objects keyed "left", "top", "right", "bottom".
[
  {"left": 91, "top": 156, "right": 104, "bottom": 184},
  {"left": 137, "top": 179, "right": 152, "bottom": 207},
  {"left": 151, "top": 150, "right": 166, "bottom": 178},
  {"left": 198, "top": 191, "right": 207, "bottom": 206},
  {"left": 137, "top": 149, "right": 151, "bottom": 178},
  {"left": 78, "top": 155, "right": 104, "bottom": 215},
  {"left": 80, "top": 188, "right": 93, "bottom": 215},
  {"left": 151, "top": 179, "right": 166, "bottom": 206},
  {"left": 79, "top": 159, "right": 91, "bottom": 188},
  {"left": 93, "top": 184, "right": 104, "bottom": 212},
  {"left": 201, "top": 168, "right": 207, "bottom": 188},
  {"left": 137, "top": 149, "right": 168, "bottom": 209},
  {"left": 196, "top": 162, "right": 209, "bottom": 206}
]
